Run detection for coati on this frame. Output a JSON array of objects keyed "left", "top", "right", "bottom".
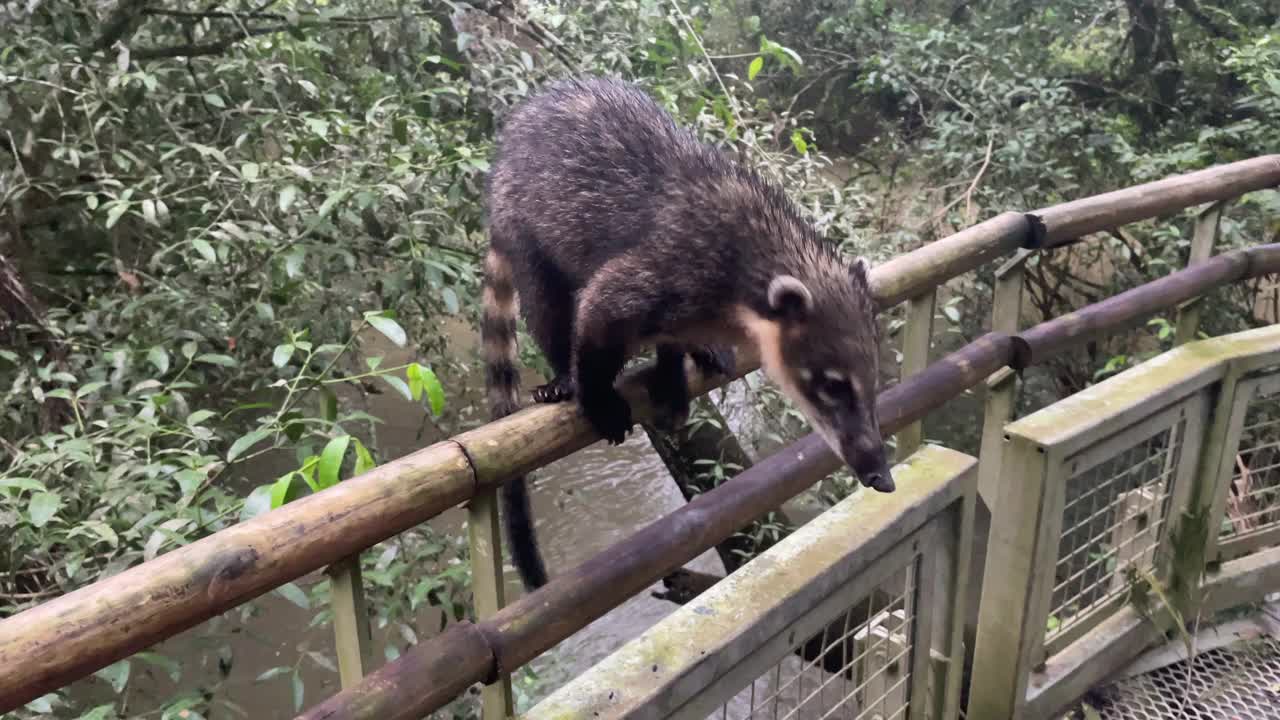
[{"left": 482, "top": 76, "right": 892, "bottom": 591}]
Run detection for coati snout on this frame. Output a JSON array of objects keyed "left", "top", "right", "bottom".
[{"left": 481, "top": 75, "right": 891, "bottom": 591}]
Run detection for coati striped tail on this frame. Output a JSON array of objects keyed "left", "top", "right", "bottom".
[
  {"left": 482, "top": 248, "right": 550, "bottom": 591},
  {"left": 482, "top": 248, "right": 521, "bottom": 419}
]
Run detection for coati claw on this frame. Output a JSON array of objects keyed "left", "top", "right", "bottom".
[{"left": 532, "top": 375, "right": 575, "bottom": 403}]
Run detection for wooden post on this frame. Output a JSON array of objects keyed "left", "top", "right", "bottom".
[
  {"left": 1174, "top": 201, "right": 1226, "bottom": 345},
  {"left": 897, "top": 290, "right": 936, "bottom": 458},
  {"left": 940, "top": 455, "right": 978, "bottom": 720},
  {"left": 469, "top": 489, "right": 515, "bottom": 719},
  {"left": 328, "top": 555, "right": 373, "bottom": 688},
  {"left": 968, "top": 434, "right": 1054, "bottom": 720},
  {"left": 978, "top": 250, "right": 1030, "bottom": 506}
]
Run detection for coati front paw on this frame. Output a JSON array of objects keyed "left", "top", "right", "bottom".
[
  {"left": 532, "top": 375, "right": 575, "bottom": 403},
  {"left": 581, "top": 391, "right": 633, "bottom": 445},
  {"left": 689, "top": 345, "right": 736, "bottom": 377}
]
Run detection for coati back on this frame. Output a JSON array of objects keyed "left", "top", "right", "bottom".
[{"left": 482, "top": 76, "right": 892, "bottom": 592}]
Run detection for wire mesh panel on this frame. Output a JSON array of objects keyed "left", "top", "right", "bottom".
[
  {"left": 1217, "top": 374, "right": 1280, "bottom": 556},
  {"left": 521, "top": 446, "right": 976, "bottom": 720},
  {"left": 1045, "top": 420, "right": 1187, "bottom": 650},
  {"left": 707, "top": 555, "right": 923, "bottom": 720},
  {"left": 1083, "top": 637, "right": 1280, "bottom": 719}
]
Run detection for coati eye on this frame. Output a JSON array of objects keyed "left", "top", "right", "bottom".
[{"left": 814, "top": 370, "right": 854, "bottom": 406}]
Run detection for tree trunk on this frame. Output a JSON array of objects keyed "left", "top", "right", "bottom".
[{"left": 642, "top": 395, "right": 795, "bottom": 576}]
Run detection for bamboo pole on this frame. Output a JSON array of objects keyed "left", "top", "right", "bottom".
[
  {"left": 1032, "top": 155, "right": 1280, "bottom": 247},
  {"left": 293, "top": 242, "right": 1280, "bottom": 720},
  {"left": 869, "top": 211, "right": 1034, "bottom": 309},
  {"left": 1012, "top": 244, "right": 1280, "bottom": 368}
]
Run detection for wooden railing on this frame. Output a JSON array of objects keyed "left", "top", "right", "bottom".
[{"left": 0, "top": 155, "right": 1277, "bottom": 718}]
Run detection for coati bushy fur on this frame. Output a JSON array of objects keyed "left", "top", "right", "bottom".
[{"left": 482, "top": 76, "right": 891, "bottom": 591}]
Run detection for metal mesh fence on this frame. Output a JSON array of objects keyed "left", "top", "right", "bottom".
[
  {"left": 1083, "top": 637, "right": 1280, "bottom": 719},
  {"left": 710, "top": 553, "right": 923, "bottom": 720},
  {"left": 1220, "top": 384, "right": 1280, "bottom": 542},
  {"left": 1046, "top": 422, "right": 1185, "bottom": 644}
]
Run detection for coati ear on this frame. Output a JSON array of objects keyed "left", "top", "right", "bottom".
[
  {"left": 850, "top": 256, "right": 871, "bottom": 285},
  {"left": 767, "top": 275, "right": 813, "bottom": 322}
]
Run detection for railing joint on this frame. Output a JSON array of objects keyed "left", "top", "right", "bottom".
[
  {"left": 1021, "top": 213, "right": 1047, "bottom": 249},
  {"left": 451, "top": 438, "right": 482, "bottom": 494}
]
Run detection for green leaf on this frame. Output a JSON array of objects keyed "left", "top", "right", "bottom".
[
  {"left": 84, "top": 520, "right": 120, "bottom": 547},
  {"left": 790, "top": 130, "right": 808, "bottom": 155},
  {"left": 105, "top": 202, "right": 129, "bottom": 229},
  {"left": 272, "top": 344, "right": 294, "bottom": 368},
  {"left": 241, "top": 162, "right": 260, "bottom": 181},
  {"left": 94, "top": 660, "right": 130, "bottom": 693},
  {"left": 284, "top": 248, "right": 306, "bottom": 278},
  {"left": 320, "top": 388, "right": 338, "bottom": 422},
  {"left": 279, "top": 184, "right": 300, "bottom": 213},
  {"left": 366, "top": 314, "right": 406, "bottom": 347},
  {"left": 187, "top": 409, "right": 217, "bottom": 426},
  {"left": 192, "top": 239, "right": 217, "bottom": 263},
  {"left": 316, "top": 435, "right": 350, "bottom": 490},
  {"left": 0, "top": 477, "right": 46, "bottom": 494},
  {"left": 255, "top": 666, "right": 291, "bottom": 683},
  {"left": 313, "top": 188, "right": 350, "bottom": 224},
  {"left": 748, "top": 56, "right": 764, "bottom": 80},
  {"left": 381, "top": 375, "right": 412, "bottom": 401},
  {"left": 414, "top": 364, "right": 446, "bottom": 417},
  {"left": 277, "top": 583, "right": 311, "bottom": 610},
  {"left": 353, "top": 438, "right": 376, "bottom": 476},
  {"left": 135, "top": 652, "right": 182, "bottom": 683},
  {"left": 203, "top": 93, "right": 226, "bottom": 108},
  {"left": 195, "top": 353, "right": 237, "bottom": 367},
  {"left": 292, "top": 669, "right": 305, "bottom": 711},
  {"left": 77, "top": 704, "right": 115, "bottom": 720},
  {"left": 441, "top": 287, "right": 459, "bottom": 314},
  {"left": 76, "top": 381, "right": 107, "bottom": 398},
  {"left": 228, "top": 427, "right": 272, "bottom": 462},
  {"left": 241, "top": 484, "right": 274, "bottom": 522},
  {"left": 270, "top": 472, "right": 306, "bottom": 508},
  {"left": 44, "top": 388, "right": 74, "bottom": 401},
  {"left": 25, "top": 695, "right": 56, "bottom": 713},
  {"left": 147, "top": 346, "right": 170, "bottom": 375},
  {"left": 28, "top": 492, "right": 62, "bottom": 527}
]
